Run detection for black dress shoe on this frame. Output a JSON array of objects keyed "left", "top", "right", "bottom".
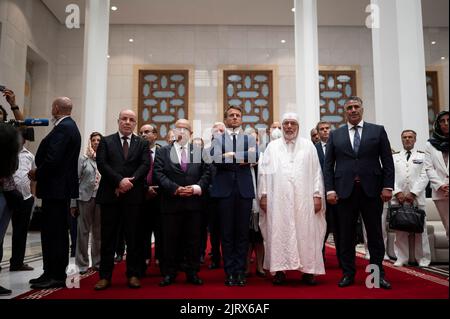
[
  {"left": 224, "top": 274, "right": 235, "bottom": 286},
  {"left": 10, "top": 264, "right": 34, "bottom": 271},
  {"left": 272, "top": 271, "right": 286, "bottom": 285},
  {"left": 208, "top": 262, "right": 220, "bottom": 270},
  {"left": 338, "top": 275, "right": 354, "bottom": 288},
  {"left": 186, "top": 274, "right": 203, "bottom": 285},
  {"left": 159, "top": 275, "right": 175, "bottom": 287},
  {"left": 302, "top": 273, "right": 317, "bottom": 286},
  {"left": 30, "top": 279, "right": 66, "bottom": 289},
  {"left": 235, "top": 273, "right": 246, "bottom": 287},
  {"left": 29, "top": 273, "right": 49, "bottom": 284},
  {"left": 379, "top": 277, "right": 392, "bottom": 290},
  {"left": 256, "top": 270, "right": 266, "bottom": 278},
  {"left": 0, "top": 285, "right": 12, "bottom": 296}
]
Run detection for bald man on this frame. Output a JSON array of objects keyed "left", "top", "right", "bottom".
[
  {"left": 94, "top": 109, "right": 150, "bottom": 290},
  {"left": 154, "top": 119, "right": 211, "bottom": 286},
  {"left": 28, "top": 97, "right": 81, "bottom": 289}
]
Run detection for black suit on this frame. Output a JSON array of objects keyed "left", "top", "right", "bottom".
[
  {"left": 35, "top": 117, "right": 81, "bottom": 281},
  {"left": 154, "top": 143, "right": 210, "bottom": 278},
  {"left": 96, "top": 133, "right": 149, "bottom": 280},
  {"left": 315, "top": 142, "right": 340, "bottom": 263},
  {"left": 324, "top": 122, "right": 394, "bottom": 277}
]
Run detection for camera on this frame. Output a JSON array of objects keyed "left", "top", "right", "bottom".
[{"left": 0, "top": 105, "right": 49, "bottom": 141}]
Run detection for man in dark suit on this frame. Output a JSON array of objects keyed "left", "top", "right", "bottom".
[
  {"left": 154, "top": 119, "right": 210, "bottom": 286},
  {"left": 315, "top": 121, "right": 340, "bottom": 265},
  {"left": 94, "top": 109, "right": 149, "bottom": 290},
  {"left": 139, "top": 123, "right": 162, "bottom": 276},
  {"left": 210, "top": 106, "right": 258, "bottom": 286},
  {"left": 324, "top": 96, "right": 394, "bottom": 289},
  {"left": 28, "top": 97, "right": 81, "bottom": 289}
]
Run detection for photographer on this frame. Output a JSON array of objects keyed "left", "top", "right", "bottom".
[
  {"left": 1, "top": 88, "right": 36, "bottom": 273},
  {"left": 0, "top": 122, "right": 20, "bottom": 296}
]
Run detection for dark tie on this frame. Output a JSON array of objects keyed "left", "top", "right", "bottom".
[
  {"left": 146, "top": 149, "right": 154, "bottom": 185},
  {"left": 353, "top": 126, "right": 361, "bottom": 154},
  {"left": 406, "top": 151, "right": 411, "bottom": 162},
  {"left": 180, "top": 147, "right": 188, "bottom": 172},
  {"left": 232, "top": 133, "right": 237, "bottom": 164},
  {"left": 122, "top": 136, "right": 129, "bottom": 159}
]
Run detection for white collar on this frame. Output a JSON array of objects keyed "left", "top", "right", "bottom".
[
  {"left": 347, "top": 120, "right": 364, "bottom": 130},
  {"left": 53, "top": 116, "right": 70, "bottom": 127},
  {"left": 226, "top": 127, "right": 241, "bottom": 135},
  {"left": 118, "top": 132, "right": 133, "bottom": 140},
  {"left": 174, "top": 141, "right": 189, "bottom": 150}
]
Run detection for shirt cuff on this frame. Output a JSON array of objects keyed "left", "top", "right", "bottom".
[
  {"left": 326, "top": 191, "right": 336, "bottom": 196},
  {"left": 192, "top": 185, "right": 202, "bottom": 196},
  {"left": 383, "top": 188, "right": 393, "bottom": 191}
]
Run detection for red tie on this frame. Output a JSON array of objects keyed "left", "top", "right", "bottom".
[{"left": 122, "top": 136, "right": 129, "bottom": 159}]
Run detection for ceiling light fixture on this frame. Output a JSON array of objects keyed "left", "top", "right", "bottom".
[
  {"left": 111, "top": 6, "right": 118, "bottom": 11},
  {"left": 107, "top": 54, "right": 110, "bottom": 58},
  {"left": 129, "top": 38, "right": 134, "bottom": 43},
  {"left": 441, "top": 56, "right": 446, "bottom": 60},
  {"left": 291, "top": 8, "right": 295, "bottom": 12},
  {"left": 431, "top": 41, "right": 437, "bottom": 45},
  {"left": 281, "top": 40, "right": 286, "bottom": 44}
]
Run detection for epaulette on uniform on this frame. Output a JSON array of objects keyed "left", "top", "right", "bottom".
[
  {"left": 417, "top": 150, "right": 424, "bottom": 153},
  {"left": 392, "top": 151, "right": 400, "bottom": 154}
]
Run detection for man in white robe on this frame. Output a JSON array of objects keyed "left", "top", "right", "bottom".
[{"left": 258, "top": 113, "right": 326, "bottom": 285}]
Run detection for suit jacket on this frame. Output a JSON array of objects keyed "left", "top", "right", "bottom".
[
  {"left": 96, "top": 133, "right": 150, "bottom": 204},
  {"left": 35, "top": 117, "right": 81, "bottom": 200},
  {"left": 323, "top": 122, "right": 394, "bottom": 199},
  {"left": 209, "top": 132, "right": 258, "bottom": 199},
  {"left": 154, "top": 144, "right": 211, "bottom": 214},
  {"left": 76, "top": 155, "right": 99, "bottom": 202},
  {"left": 315, "top": 142, "right": 325, "bottom": 171}
]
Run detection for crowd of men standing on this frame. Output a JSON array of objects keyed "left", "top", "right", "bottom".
[{"left": 0, "top": 87, "right": 448, "bottom": 295}]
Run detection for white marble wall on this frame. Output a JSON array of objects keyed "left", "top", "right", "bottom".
[
  {"left": 0, "top": 0, "right": 448, "bottom": 141},
  {"left": 0, "top": 0, "right": 59, "bottom": 153}
]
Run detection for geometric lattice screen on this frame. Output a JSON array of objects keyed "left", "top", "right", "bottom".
[
  {"left": 426, "top": 71, "right": 440, "bottom": 136},
  {"left": 319, "top": 70, "right": 357, "bottom": 130},
  {"left": 138, "top": 70, "right": 189, "bottom": 145},
  {"left": 223, "top": 70, "right": 273, "bottom": 132}
]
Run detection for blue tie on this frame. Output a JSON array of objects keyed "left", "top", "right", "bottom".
[{"left": 353, "top": 126, "right": 360, "bottom": 154}]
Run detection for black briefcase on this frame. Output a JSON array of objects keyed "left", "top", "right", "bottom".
[{"left": 388, "top": 203, "right": 425, "bottom": 233}]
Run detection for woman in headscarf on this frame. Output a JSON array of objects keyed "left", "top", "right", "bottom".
[{"left": 424, "top": 110, "right": 449, "bottom": 239}]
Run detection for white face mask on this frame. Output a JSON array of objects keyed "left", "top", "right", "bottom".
[{"left": 271, "top": 128, "right": 282, "bottom": 140}]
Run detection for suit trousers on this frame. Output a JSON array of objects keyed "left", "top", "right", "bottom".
[
  {"left": 10, "top": 196, "right": 34, "bottom": 268},
  {"left": 218, "top": 186, "right": 252, "bottom": 276},
  {"left": 160, "top": 209, "right": 202, "bottom": 277},
  {"left": 100, "top": 203, "right": 142, "bottom": 279},
  {"left": 0, "top": 193, "right": 11, "bottom": 263},
  {"left": 336, "top": 182, "right": 385, "bottom": 277},
  {"left": 41, "top": 199, "right": 70, "bottom": 280},
  {"left": 75, "top": 198, "right": 101, "bottom": 272},
  {"left": 140, "top": 197, "right": 161, "bottom": 275}
]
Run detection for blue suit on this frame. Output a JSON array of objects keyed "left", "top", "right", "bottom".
[
  {"left": 210, "top": 132, "right": 258, "bottom": 278},
  {"left": 323, "top": 122, "right": 394, "bottom": 277}
]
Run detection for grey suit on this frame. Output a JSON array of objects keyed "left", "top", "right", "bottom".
[{"left": 74, "top": 155, "right": 101, "bottom": 272}]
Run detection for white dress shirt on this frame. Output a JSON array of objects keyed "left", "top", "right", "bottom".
[
  {"left": 118, "top": 132, "right": 133, "bottom": 146},
  {"left": 347, "top": 120, "right": 364, "bottom": 149},
  {"left": 13, "top": 147, "right": 35, "bottom": 200},
  {"left": 53, "top": 115, "right": 70, "bottom": 127},
  {"left": 321, "top": 141, "right": 327, "bottom": 155}
]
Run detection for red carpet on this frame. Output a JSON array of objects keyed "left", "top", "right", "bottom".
[{"left": 16, "top": 246, "right": 448, "bottom": 299}]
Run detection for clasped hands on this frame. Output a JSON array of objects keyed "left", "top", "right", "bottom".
[
  {"left": 174, "top": 186, "right": 194, "bottom": 197},
  {"left": 115, "top": 177, "right": 135, "bottom": 197}
]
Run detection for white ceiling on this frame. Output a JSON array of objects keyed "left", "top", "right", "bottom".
[{"left": 41, "top": 0, "right": 449, "bottom": 27}]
